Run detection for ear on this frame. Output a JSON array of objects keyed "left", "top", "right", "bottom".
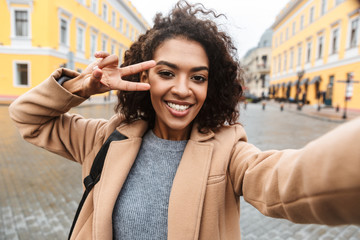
[{"left": 140, "top": 71, "right": 149, "bottom": 83}]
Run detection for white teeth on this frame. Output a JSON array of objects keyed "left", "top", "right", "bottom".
[{"left": 167, "top": 102, "right": 190, "bottom": 111}]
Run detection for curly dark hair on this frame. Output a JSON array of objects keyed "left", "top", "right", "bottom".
[{"left": 115, "top": 0, "right": 243, "bottom": 132}]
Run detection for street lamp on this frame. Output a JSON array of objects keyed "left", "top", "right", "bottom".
[
  {"left": 337, "top": 72, "right": 359, "bottom": 119},
  {"left": 296, "top": 70, "right": 305, "bottom": 108},
  {"left": 343, "top": 73, "right": 353, "bottom": 119}
]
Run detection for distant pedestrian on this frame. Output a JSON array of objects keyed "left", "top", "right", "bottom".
[
  {"left": 302, "top": 91, "right": 307, "bottom": 104},
  {"left": 9, "top": 1, "right": 360, "bottom": 239}
]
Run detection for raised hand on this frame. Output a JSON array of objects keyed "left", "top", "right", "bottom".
[
  {"left": 95, "top": 52, "right": 155, "bottom": 91},
  {"left": 64, "top": 52, "right": 155, "bottom": 98}
]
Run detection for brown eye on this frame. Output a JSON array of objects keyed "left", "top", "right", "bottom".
[
  {"left": 158, "top": 71, "right": 174, "bottom": 78},
  {"left": 191, "top": 75, "right": 207, "bottom": 82}
]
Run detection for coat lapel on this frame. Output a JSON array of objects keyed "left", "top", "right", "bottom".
[
  {"left": 168, "top": 126, "right": 215, "bottom": 240},
  {"left": 93, "top": 120, "right": 148, "bottom": 240}
]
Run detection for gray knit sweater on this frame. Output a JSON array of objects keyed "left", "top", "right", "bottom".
[{"left": 112, "top": 130, "right": 188, "bottom": 240}]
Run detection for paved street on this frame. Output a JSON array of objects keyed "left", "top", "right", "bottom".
[{"left": 0, "top": 102, "right": 360, "bottom": 239}]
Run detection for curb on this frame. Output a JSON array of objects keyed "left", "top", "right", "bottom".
[{"left": 257, "top": 101, "right": 359, "bottom": 123}]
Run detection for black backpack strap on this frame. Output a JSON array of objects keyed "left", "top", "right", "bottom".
[{"left": 68, "top": 130, "right": 127, "bottom": 239}]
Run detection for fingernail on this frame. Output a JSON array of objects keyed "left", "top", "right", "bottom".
[{"left": 94, "top": 71, "right": 101, "bottom": 78}]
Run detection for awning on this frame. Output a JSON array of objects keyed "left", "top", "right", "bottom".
[
  {"left": 292, "top": 79, "right": 299, "bottom": 86},
  {"left": 286, "top": 81, "right": 292, "bottom": 87},
  {"left": 309, "top": 76, "right": 321, "bottom": 84},
  {"left": 299, "top": 78, "right": 309, "bottom": 86}
]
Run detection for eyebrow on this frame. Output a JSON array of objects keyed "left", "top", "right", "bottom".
[{"left": 156, "top": 60, "right": 209, "bottom": 72}]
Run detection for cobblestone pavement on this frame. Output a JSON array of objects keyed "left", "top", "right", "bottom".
[{"left": 0, "top": 102, "right": 359, "bottom": 239}]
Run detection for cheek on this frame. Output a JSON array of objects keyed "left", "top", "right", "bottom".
[
  {"left": 149, "top": 83, "right": 164, "bottom": 99},
  {"left": 148, "top": 82, "right": 167, "bottom": 108},
  {"left": 196, "top": 85, "right": 208, "bottom": 105}
]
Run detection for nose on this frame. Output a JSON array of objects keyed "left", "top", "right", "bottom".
[{"left": 171, "top": 75, "right": 191, "bottom": 98}]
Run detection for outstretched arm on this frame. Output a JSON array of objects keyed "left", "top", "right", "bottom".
[{"left": 229, "top": 118, "right": 360, "bottom": 225}]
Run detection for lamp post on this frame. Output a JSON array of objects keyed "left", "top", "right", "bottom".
[
  {"left": 296, "top": 70, "right": 305, "bottom": 109},
  {"left": 337, "top": 72, "right": 359, "bottom": 119},
  {"left": 343, "top": 73, "right": 353, "bottom": 119}
]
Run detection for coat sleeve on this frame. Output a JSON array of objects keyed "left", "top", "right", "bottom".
[
  {"left": 229, "top": 117, "right": 360, "bottom": 225},
  {"left": 8, "top": 68, "right": 109, "bottom": 164}
]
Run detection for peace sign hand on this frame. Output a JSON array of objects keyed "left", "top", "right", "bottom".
[
  {"left": 64, "top": 52, "right": 155, "bottom": 98},
  {"left": 96, "top": 52, "right": 155, "bottom": 91}
]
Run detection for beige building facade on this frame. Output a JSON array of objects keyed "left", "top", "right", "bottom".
[{"left": 242, "top": 29, "right": 273, "bottom": 99}]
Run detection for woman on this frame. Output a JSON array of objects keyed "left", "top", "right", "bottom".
[{"left": 9, "top": 1, "right": 360, "bottom": 240}]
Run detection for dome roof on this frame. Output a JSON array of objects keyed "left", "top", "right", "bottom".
[
  {"left": 243, "top": 46, "right": 257, "bottom": 58},
  {"left": 258, "top": 28, "right": 273, "bottom": 48}
]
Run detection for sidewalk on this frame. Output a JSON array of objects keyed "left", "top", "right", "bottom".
[
  {"left": 75, "top": 94, "right": 117, "bottom": 107},
  {"left": 258, "top": 100, "right": 360, "bottom": 123}
]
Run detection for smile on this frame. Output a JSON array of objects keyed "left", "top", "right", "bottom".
[{"left": 166, "top": 102, "right": 191, "bottom": 111}]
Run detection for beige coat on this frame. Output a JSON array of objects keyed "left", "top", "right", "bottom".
[{"left": 9, "top": 68, "right": 360, "bottom": 240}]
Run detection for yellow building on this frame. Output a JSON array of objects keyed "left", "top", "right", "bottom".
[
  {"left": 270, "top": 0, "right": 360, "bottom": 110},
  {"left": 0, "top": 0, "right": 148, "bottom": 102}
]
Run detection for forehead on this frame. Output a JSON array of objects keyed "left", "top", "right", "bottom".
[{"left": 153, "top": 38, "right": 209, "bottom": 67}]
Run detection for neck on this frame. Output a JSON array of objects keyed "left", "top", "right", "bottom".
[{"left": 152, "top": 123, "right": 192, "bottom": 141}]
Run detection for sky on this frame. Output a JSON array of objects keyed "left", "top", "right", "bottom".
[{"left": 128, "top": 0, "right": 290, "bottom": 58}]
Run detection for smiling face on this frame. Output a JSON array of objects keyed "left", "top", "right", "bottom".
[{"left": 141, "top": 37, "right": 209, "bottom": 140}]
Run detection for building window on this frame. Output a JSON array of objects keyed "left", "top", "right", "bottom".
[
  {"left": 350, "top": 18, "right": 359, "bottom": 48},
  {"left": 119, "top": 17, "right": 123, "bottom": 32},
  {"left": 317, "top": 36, "right": 323, "bottom": 59},
  {"left": 300, "top": 15, "right": 304, "bottom": 30},
  {"left": 112, "top": 11, "right": 116, "bottom": 27},
  {"left": 91, "top": 0, "right": 98, "bottom": 14},
  {"left": 292, "top": 22, "right": 296, "bottom": 36},
  {"left": 297, "top": 45, "right": 302, "bottom": 66},
  {"left": 278, "top": 55, "right": 281, "bottom": 73},
  {"left": 102, "top": 3, "right": 107, "bottom": 22},
  {"left": 14, "top": 10, "right": 29, "bottom": 37},
  {"left": 262, "top": 55, "right": 267, "bottom": 68},
  {"left": 14, "top": 62, "right": 29, "bottom": 87},
  {"left": 131, "top": 28, "right": 135, "bottom": 41},
  {"left": 335, "top": 0, "right": 343, "bottom": 5},
  {"left": 118, "top": 48, "right": 123, "bottom": 65},
  {"left": 321, "top": 0, "right": 327, "bottom": 16},
  {"left": 111, "top": 43, "right": 115, "bottom": 55},
  {"left": 283, "top": 52, "right": 287, "bottom": 72},
  {"left": 290, "top": 49, "right": 294, "bottom": 69},
  {"left": 77, "top": 26, "right": 85, "bottom": 52},
  {"left": 306, "top": 42, "right": 312, "bottom": 63},
  {"left": 260, "top": 74, "right": 266, "bottom": 88},
  {"left": 309, "top": 7, "right": 314, "bottom": 24},
  {"left": 60, "top": 18, "right": 69, "bottom": 45},
  {"left": 90, "top": 33, "right": 97, "bottom": 58},
  {"left": 126, "top": 23, "right": 129, "bottom": 37},
  {"left": 102, "top": 37, "right": 107, "bottom": 51},
  {"left": 331, "top": 28, "right": 339, "bottom": 54},
  {"left": 273, "top": 57, "right": 276, "bottom": 73},
  {"left": 285, "top": 27, "right": 289, "bottom": 40}
]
